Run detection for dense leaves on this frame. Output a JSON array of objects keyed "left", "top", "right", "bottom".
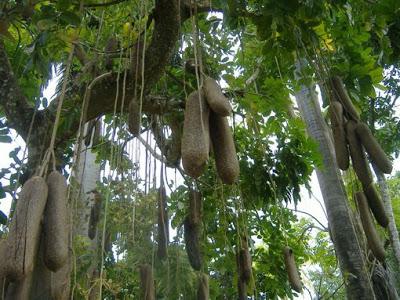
[{"left": 0, "top": 0, "right": 399, "bottom": 299}]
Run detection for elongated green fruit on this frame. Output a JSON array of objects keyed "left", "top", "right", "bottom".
[
  {"left": 6, "top": 176, "right": 48, "bottom": 280},
  {"left": 43, "top": 171, "right": 69, "bottom": 272},
  {"left": 209, "top": 111, "right": 239, "bottom": 184},
  {"left": 197, "top": 273, "right": 209, "bottom": 300},
  {"left": 283, "top": 246, "right": 302, "bottom": 293},
  {"left": 329, "top": 101, "right": 349, "bottom": 170},
  {"left": 345, "top": 120, "right": 373, "bottom": 187},
  {"left": 182, "top": 90, "right": 210, "bottom": 178},
  {"left": 355, "top": 122, "right": 393, "bottom": 174},
  {"left": 363, "top": 183, "right": 389, "bottom": 228},
  {"left": 331, "top": 76, "right": 360, "bottom": 121},
  {"left": 355, "top": 191, "right": 385, "bottom": 262},
  {"left": 203, "top": 76, "right": 231, "bottom": 116}
]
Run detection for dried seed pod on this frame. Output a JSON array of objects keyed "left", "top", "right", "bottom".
[
  {"left": 51, "top": 245, "right": 72, "bottom": 300},
  {"left": 330, "top": 76, "right": 360, "bottom": 121},
  {"left": 355, "top": 191, "right": 386, "bottom": 262},
  {"left": 236, "top": 251, "right": 248, "bottom": 300},
  {"left": 43, "top": 171, "right": 69, "bottom": 272},
  {"left": 104, "top": 37, "right": 118, "bottom": 70},
  {"left": 139, "top": 264, "right": 155, "bottom": 300},
  {"left": 203, "top": 76, "right": 231, "bottom": 116},
  {"left": 157, "top": 187, "right": 169, "bottom": 260},
  {"left": 209, "top": 111, "right": 239, "bottom": 184},
  {"left": 165, "top": 120, "right": 182, "bottom": 167},
  {"left": 188, "top": 189, "right": 202, "bottom": 226},
  {"left": 92, "top": 120, "right": 102, "bottom": 147},
  {"left": 329, "top": 101, "right": 349, "bottom": 170},
  {"left": 181, "top": 90, "right": 210, "bottom": 178},
  {"left": 363, "top": 183, "right": 389, "bottom": 228},
  {"left": 128, "top": 98, "right": 141, "bottom": 137},
  {"left": 283, "top": 246, "right": 302, "bottom": 293},
  {"left": 84, "top": 120, "right": 96, "bottom": 147},
  {"left": 6, "top": 176, "right": 48, "bottom": 280},
  {"left": 88, "top": 191, "right": 102, "bottom": 240},
  {"left": 355, "top": 122, "right": 393, "bottom": 174},
  {"left": 239, "top": 249, "right": 252, "bottom": 283},
  {"left": 5, "top": 273, "right": 33, "bottom": 300},
  {"left": 197, "top": 273, "right": 209, "bottom": 300},
  {"left": 345, "top": 120, "right": 373, "bottom": 187},
  {"left": 184, "top": 217, "right": 202, "bottom": 271},
  {"left": 238, "top": 279, "right": 247, "bottom": 300}
]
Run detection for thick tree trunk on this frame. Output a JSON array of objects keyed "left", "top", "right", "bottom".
[
  {"left": 73, "top": 123, "right": 103, "bottom": 298},
  {"left": 74, "top": 125, "right": 102, "bottom": 238},
  {"left": 373, "top": 165, "right": 400, "bottom": 266},
  {"left": 294, "top": 63, "right": 375, "bottom": 299}
]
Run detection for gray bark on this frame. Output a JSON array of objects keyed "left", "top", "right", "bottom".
[
  {"left": 74, "top": 123, "right": 102, "bottom": 238},
  {"left": 294, "top": 62, "right": 375, "bottom": 299},
  {"left": 373, "top": 165, "right": 400, "bottom": 266}
]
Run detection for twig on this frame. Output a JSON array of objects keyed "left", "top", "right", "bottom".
[{"left": 288, "top": 208, "right": 328, "bottom": 231}]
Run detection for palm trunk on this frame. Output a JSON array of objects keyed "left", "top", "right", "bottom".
[
  {"left": 73, "top": 122, "right": 103, "bottom": 297},
  {"left": 294, "top": 62, "right": 375, "bottom": 299},
  {"left": 373, "top": 164, "right": 400, "bottom": 266},
  {"left": 74, "top": 127, "right": 102, "bottom": 238}
]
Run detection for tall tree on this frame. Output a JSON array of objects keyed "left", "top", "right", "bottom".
[{"left": 294, "top": 61, "right": 375, "bottom": 299}]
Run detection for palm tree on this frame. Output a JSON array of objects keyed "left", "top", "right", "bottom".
[{"left": 294, "top": 61, "right": 375, "bottom": 299}]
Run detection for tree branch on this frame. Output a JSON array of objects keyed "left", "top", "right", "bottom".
[
  {"left": 0, "top": 40, "right": 36, "bottom": 139},
  {"left": 83, "top": 0, "right": 128, "bottom": 8}
]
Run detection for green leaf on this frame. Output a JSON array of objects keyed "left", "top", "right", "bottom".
[
  {"left": 0, "top": 210, "right": 6, "bottom": 225},
  {"left": 0, "top": 136, "right": 12, "bottom": 143}
]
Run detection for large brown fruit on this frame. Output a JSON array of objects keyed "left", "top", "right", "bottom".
[
  {"left": 184, "top": 217, "right": 203, "bottom": 271},
  {"left": 345, "top": 120, "right": 373, "bottom": 187},
  {"left": 4, "top": 273, "right": 33, "bottom": 300},
  {"left": 355, "top": 191, "right": 386, "bottom": 262},
  {"left": 330, "top": 76, "right": 360, "bottom": 121},
  {"left": 6, "top": 176, "right": 48, "bottom": 280},
  {"left": 139, "top": 264, "right": 155, "bottom": 300},
  {"left": 43, "top": 171, "right": 68, "bottom": 272},
  {"left": 84, "top": 120, "right": 96, "bottom": 147},
  {"left": 189, "top": 189, "right": 202, "bottom": 226},
  {"left": 209, "top": 111, "right": 239, "bottom": 184},
  {"left": 181, "top": 90, "right": 210, "bottom": 178},
  {"left": 88, "top": 191, "right": 102, "bottom": 240},
  {"left": 237, "top": 275, "right": 247, "bottom": 300},
  {"left": 329, "top": 101, "right": 349, "bottom": 170},
  {"left": 50, "top": 242, "right": 72, "bottom": 300},
  {"left": 283, "top": 246, "right": 302, "bottom": 293},
  {"left": 363, "top": 183, "right": 389, "bottom": 228},
  {"left": 197, "top": 273, "right": 209, "bottom": 300},
  {"left": 355, "top": 122, "right": 393, "bottom": 174},
  {"left": 239, "top": 246, "right": 252, "bottom": 284},
  {"left": 203, "top": 77, "right": 231, "bottom": 116},
  {"left": 128, "top": 98, "right": 141, "bottom": 137},
  {"left": 157, "top": 187, "right": 169, "bottom": 260}
]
